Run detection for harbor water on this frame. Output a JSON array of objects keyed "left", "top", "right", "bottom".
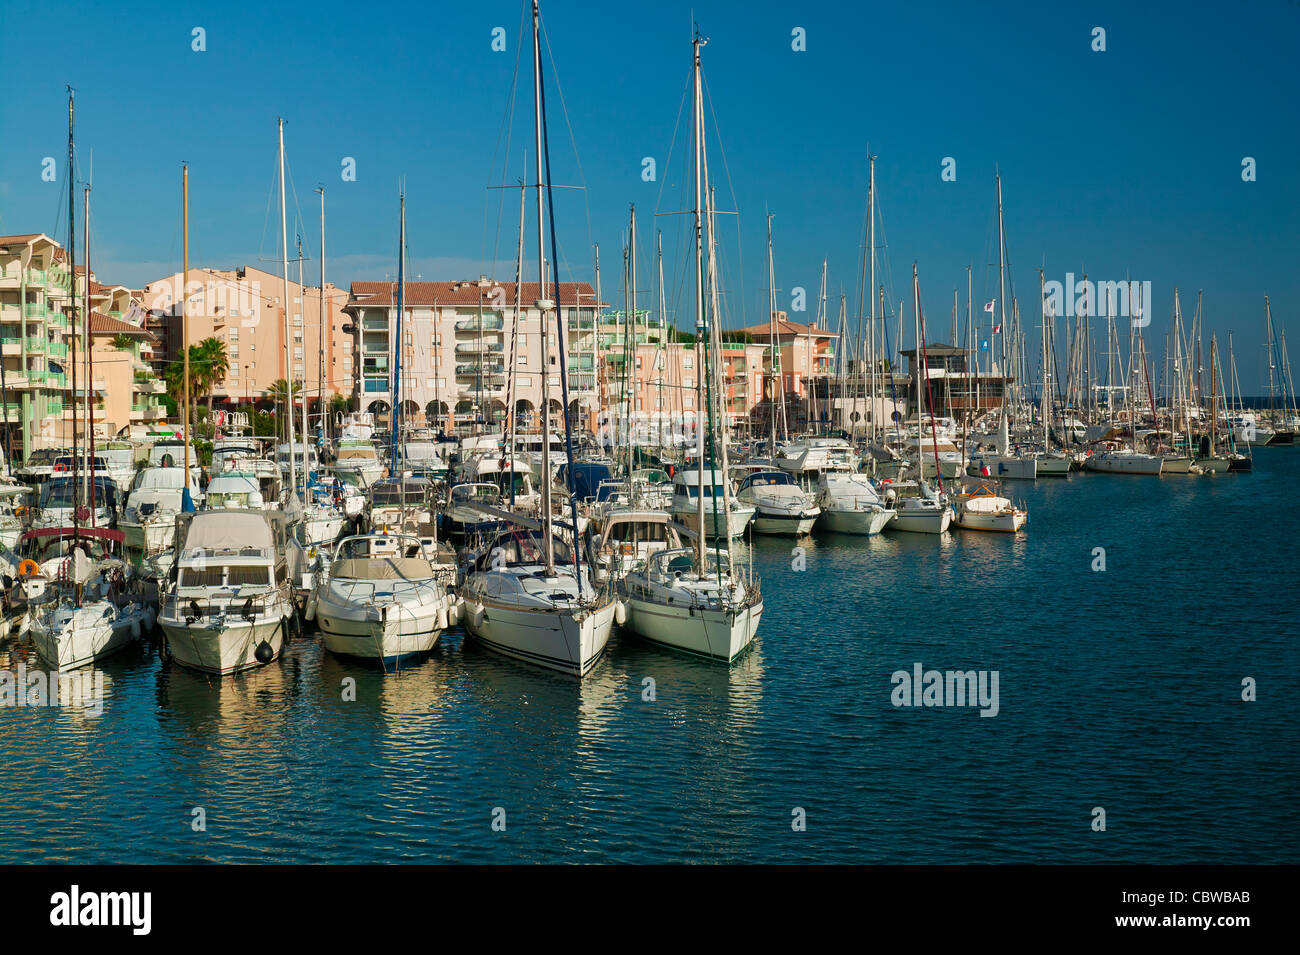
[{"left": 1, "top": 450, "right": 1296, "bottom": 864}]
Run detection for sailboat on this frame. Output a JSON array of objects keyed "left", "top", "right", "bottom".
[
  {"left": 29, "top": 92, "right": 151, "bottom": 669},
  {"left": 458, "top": 0, "right": 615, "bottom": 678},
  {"left": 617, "top": 30, "right": 762, "bottom": 662}
]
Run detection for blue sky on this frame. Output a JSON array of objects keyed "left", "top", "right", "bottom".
[{"left": 2, "top": 0, "right": 1297, "bottom": 390}]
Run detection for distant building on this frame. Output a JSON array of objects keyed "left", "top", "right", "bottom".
[
  {"left": 899, "top": 343, "right": 1011, "bottom": 418},
  {"left": 139, "top": 265, "right": 351, "bottom": 411},
  {"left": 341, "top": 278, "right": 602, "bottom": 435},
  {"left": 0, "top": 233, "right": 166, "bottom": 458}
]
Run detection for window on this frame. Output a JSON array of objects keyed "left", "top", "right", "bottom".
[
  {"left": 684, "top": 356, "right": 693, "bottom": 369},
  {"left": 294, "top": 332, "right": 303, "bottom": 343},
  {"left": 518, "top": 353, "right": 527, "bottom": 365},
  {"left": 229, "top": 346, "right": 239, "bottom": 359},
  {"left": 293, "top": 314, "right": 302, "bottom": 326},
  {"left": 294, "top": 347, "right": 304, "bottom": 359},
  {"left": 683, "top": 376, "right": 694, "bottom": 388},
  {"left": 229, "top": 328, "right": 239, "bottom": 341}
]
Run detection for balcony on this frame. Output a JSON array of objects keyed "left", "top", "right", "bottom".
[
  {"left": 454, "top": 341, "right": 503, "bottom": 356},
  {"left": 455, "top": 316, "right": 504, "bottom": 331},
  {"left": 362, "top": 378, "right": 390, "bottom": 394},
  {"left": 144, "top": 406, "right": 167, "bottom": 421},
  {"left": 362, "top": 316, "right": 389, "bottom": 331},
  {"left": 134, "top": 379, "right": 166, "bottom": 394}
]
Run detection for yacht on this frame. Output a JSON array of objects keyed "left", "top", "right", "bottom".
[
  {"left": 333, "top": 440, "right": 386, "bottom": 486},
  {"left": 27, "top": 529, "right": 152, "bottom": 670},
  {"left": 587, "top": 509, "right": 684, "bottom": 584},
  {"left": 953, "top": 481, "right": 1028, "bottom": 533},
  {"left": 308, "top": 532, "right": 458, "bottom": 665},
  {"left": 735, "top": 469, "right": 820, "bottom": 535},
  {"left": 670, "top": 469, "right": 755, "bottom": 540},
  {"left": 459, "top": 526, "right": 616, "bottom": 678},
  {"left": 882, "top": 479, "right": 953, "bottom": 534},
  {"left": 815, "top": 471, "right": 896, "bottom": 535},
  {"left": 119, "top": 466, "right": 201, "bottom": 559},
  {"left": 157, "top": 509, "right": 297, "bottom": 674},
  {"left": 618, "top": 545, "right": 762, "bottom": 662}
]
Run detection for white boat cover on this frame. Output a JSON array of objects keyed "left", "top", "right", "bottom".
[{"left": 185, "top": 512, "right": 274, "bottom": 552}]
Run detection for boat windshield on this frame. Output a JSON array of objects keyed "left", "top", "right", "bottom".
[
  {"left": 451, "top": 484, "right": 499, "bottom": 505},
  {"left": 479, "top": 529, "right": 576, "bottom": 567},
  {"left": 372, "top": 483, "right": 430, "bottom": 506},
  {"left": 744, "top": 471, "right": 794, "bottom": 488}
]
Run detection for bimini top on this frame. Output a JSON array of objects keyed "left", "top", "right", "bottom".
[
  {"left": 130, "top": 466, "right": 198, "bottom": 492},
  {"left": 181, "top": 511, "right": 275, "bottom": 556}
]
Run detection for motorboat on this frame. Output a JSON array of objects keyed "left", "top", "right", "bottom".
[
  {"left": 157, "top": 509, "right": 298, "bottom": 675},
  {"left": 308, "top": 532, "right": 458, "bottom": 665},
  {"left": 735, "top": 469, "right": 820, "bottom": 535}
]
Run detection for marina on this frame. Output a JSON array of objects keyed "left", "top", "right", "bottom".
[{"left": 0, "top": 0, "right": 1297, "bottom": 887}]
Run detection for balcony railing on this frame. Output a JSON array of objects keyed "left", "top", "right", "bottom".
[{"left": 455, "top": 316, "right": 504, "bottom": 331}]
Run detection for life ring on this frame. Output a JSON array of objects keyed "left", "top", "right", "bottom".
[{"left": 18, "top": 559, "right": 39, "bottom": 578}]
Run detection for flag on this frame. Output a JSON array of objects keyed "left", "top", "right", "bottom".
[
  {"left": 984, "top": 300, "right": 995, "bottom": 313},
  {"left": 980, "top": 339, "right": 989, "bottom": 351},
  {"left": 992, "top": 323, "right": 1001, "bottom": 334}
]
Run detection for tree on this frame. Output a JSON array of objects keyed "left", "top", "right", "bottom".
[
  {"left": 190, "top": 337, "right": 229, "bottom": 433},
  {"left": 110, "top": 333, "right": 135, "bottom": 351}
]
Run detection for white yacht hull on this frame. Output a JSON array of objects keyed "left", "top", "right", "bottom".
[
  {"left": 1084, "top": 452, "right": 1164, "bottom": 475},
  {"left": 673, "top": 505, "right": 755, "bottom": 540},
  {"left": 818, "top": 507, "right": 895, "bottom": 536},
  {"left": 622, "top": 596, "right": 761, "bottom": 662},
  {"left": 969, "top": 455, "right": 1038, "bottom": 480},
  {"left": 461, "top": 596, "right": 615, "bottom": 677},
  {"left": 750, "top": 508, "right": 819, "bottom": 536},
  {"left": 30, "top": 605, "right": 150, "bottom": 670},
  {"left": 160, "top": 615, "right": 287, "bottom": 675},
  {"left": 316, "top": 596, "right": 449, "bottom": 662},
  {"left": 889, "top": 507, "right": 953, "bottom": 535},
  {"left": 120, "top": 519, "right": 175, "bottom": 558},
  {"left": 1034, "top": 454, "right": 1073, "bottom": 476},
  {"left": 955, "top": 509, "right": 1027, "bottom": 533}
]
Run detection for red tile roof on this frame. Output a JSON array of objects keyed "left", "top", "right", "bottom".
[
  {"left": 739, "top": 317, "right": 839, "bottom": 339},
  {"left": 347, "top": 280, "right": 601, "bottom": 308},
  {"left": 0, "top": 233, "right": 49, "bottom": 246},
  {"left": 89, "top": 312, "right": 156, "bottom": 339}
]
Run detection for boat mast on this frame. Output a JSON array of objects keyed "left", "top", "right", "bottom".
[
  {"left": 766, "top": 212, "right": 777, "bottom": 457},
  {"left": 392, "top": 194, "right": 405, "bottom": 470},
  {"left": 316, "top": 187, "right": 325, "bottom": 450},
  {"left": 84, "top": 183, "right": 96, "bottom": 524},
  {"left": 182, "top": 163, "right": 191, "bottom": 502},
  {"left": 691, "top": 29, "right": 707, "bottom": 572},
  {"left": 531, "top": 0, "right": 555, "bottom": 575},
  {"left": 277, "top": 118, "right": 296, "bottom": 495},
  {"left": 67, "top": 88, "right": 80, "bottom": 534},
  {"left": 867, "top": 154, "right": 877, "bottom": 445},
  {"left": 298, "top": 234, "right": 308, "bottom": 494},
  {"left": 1039, "top": 268, "right": 1049, "bottom": 449},
  {"left": 996, "top": 172, "right": 1008, "bottom": 422}
]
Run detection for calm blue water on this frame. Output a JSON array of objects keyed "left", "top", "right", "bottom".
[{"left": 1, "top": 451, "right": 1296, "bottom": 863}]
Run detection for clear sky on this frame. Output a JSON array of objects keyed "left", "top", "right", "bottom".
[{"left": 2, "top": 0, "right": 1297, "bottom": 390}]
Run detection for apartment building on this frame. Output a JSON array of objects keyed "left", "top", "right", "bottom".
[
  {"left": 342, "top": 278, "right": 603, "bottom": 435},
  {"left": 140, "top": 265, "right": 351, "bottom": 408}
]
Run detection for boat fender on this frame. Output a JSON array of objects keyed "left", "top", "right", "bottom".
[
  {"left": 255, "top": 640, "right": 275, "bottom": 664},
  {"left": 130, "top": 617, "right": 141, "bottom": 639},
  {"left": 436, "top": 606, "right": 448, "bottom": 631},
  {"left": 614, "top": 600, "right": 627, "bottom": 627},
  {"left": 470, "top": 603, "right": 485, "bottom": 629},
  {"left": 447, "top": 601, "right": 461, "bottom": 627},
  {"left": 144, "top": 607, "right": 156, "bottom": 630},
  {"left": 304, "top": 593, "right": 317, "bottom": 622}
]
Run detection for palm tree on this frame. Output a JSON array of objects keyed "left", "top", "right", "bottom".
[
  {"left": 110, "top": 333, "right": 135, "bottom": 351},
  {"left": 190, "top": 337, "right": 229, "bottom": 433},
  {"left": 265, "top": 378, "right": 305, "bottom": 441}
]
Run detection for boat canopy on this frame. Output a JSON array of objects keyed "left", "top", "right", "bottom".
[
  {"left": 130, "top": 466, "right": 198, "bottom": 492},
  {"left": 183, "top": 512, "right": 274, "bottom": 555}
]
